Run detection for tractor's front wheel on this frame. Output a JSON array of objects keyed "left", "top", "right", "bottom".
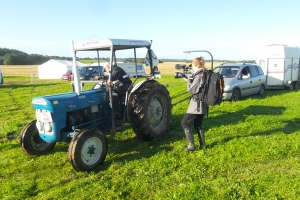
[
  {"left": 129, "top": 80, "right": 172, "bottom": 141},
  {"left": 20, "top": 120, "right": 56, "bottom": 155},
  {"left": 68, "top": 128, "right": 108, "bottom": 171}
]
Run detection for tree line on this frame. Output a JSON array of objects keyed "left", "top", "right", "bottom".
[
  {"left": 0, "top": 48, "right": 156, "bottom": 65},
  {"left": 0, "top": 47, "right": 254, "bottom": 65},
  {"left": 0, "top": 48, "right": 73, "bottom": 65}
]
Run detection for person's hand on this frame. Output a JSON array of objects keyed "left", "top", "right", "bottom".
[{"left": 106, "top": 81, "right": 111, "bottom": 87}]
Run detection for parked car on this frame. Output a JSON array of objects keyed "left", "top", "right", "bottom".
[
  {"left": 79, "top": 66, "right": 103, "bottom": 80},
  {"left": 61, "top": 70, "right": 73, "bottom": 81},
  {"left": 213, "top": 63, "right": 266, "bottom": 102}
]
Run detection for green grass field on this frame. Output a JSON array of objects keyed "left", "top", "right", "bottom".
[{"left": 1, "top": 71, "right": 300, "bottom": 199}]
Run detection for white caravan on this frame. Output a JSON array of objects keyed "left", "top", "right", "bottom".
[
  {"left": 0, "top": 68, "right": 3, "bottom": 84},
  {"left": 117, "top": 63, "right": 146, "bottom": 77},
  {"left": 256, "top": 45, "right": 300, "bottom": 89}
]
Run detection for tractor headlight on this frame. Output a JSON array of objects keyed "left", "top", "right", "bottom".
[
  {"left": 44, "top": 122, "right": 52, "bottom": 132},
  {"left": 36, "top": 121, "right": 43, "bottom": 131}
]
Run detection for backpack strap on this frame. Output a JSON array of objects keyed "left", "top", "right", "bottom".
[{"left": 191, "top": 69, "right": 206, "bottom": 112}]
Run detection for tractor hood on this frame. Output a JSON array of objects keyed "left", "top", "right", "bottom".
[
  {"left": 32, "top": 89, "right": 107, "bottom": 111},
  {"left": 31, "top": 89, "right": 107, "bottom": 143}
]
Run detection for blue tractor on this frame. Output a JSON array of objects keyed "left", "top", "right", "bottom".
[{"left": 20, "top": 39, "right": 172, "bottom": 171}]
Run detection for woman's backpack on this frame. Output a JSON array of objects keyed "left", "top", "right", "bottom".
[{"left": 193, "top": 70, "right": 224, "bottom": 106}]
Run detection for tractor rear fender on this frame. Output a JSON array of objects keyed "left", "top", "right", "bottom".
[{"left": 130, "top": 80, "right": 147, "bottom": 94}]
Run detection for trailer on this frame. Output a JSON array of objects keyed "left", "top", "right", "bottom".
[
  {"left": 0, "top": 68, "right": 3, "bottom": 84},
  {"left": 116, "top": 63, "right": 147, "bottom": 77},
  {"left": 256, "top": 45, "right": 300, "bottom": 90}
]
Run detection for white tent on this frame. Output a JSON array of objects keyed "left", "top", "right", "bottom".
[{"left": 38, "top": 59, "right": 87, "bottom": 79}]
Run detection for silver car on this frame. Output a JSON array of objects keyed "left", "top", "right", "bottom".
[{"left": 213, "top": 63, "right": 266, "bottom": 101}]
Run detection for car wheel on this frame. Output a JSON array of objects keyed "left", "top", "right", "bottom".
[
  {"left": 289, "top": 83, "right": 294, "bottom": 90},
  {"left": 231, "top": 88, "right": 241, "bottom": 102},
  {"left": 258, "top": 84, "right": 265, "bottom": 95},
  {"left": 294, "top": 82, "right": 299, "bottom": 90}
]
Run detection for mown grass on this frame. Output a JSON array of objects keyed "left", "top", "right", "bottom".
[{"left": 1, "top": 71, "right": 300, "bottom": 199}]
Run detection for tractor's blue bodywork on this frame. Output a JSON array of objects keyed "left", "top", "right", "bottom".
[
  {"left": 20, "top": 38, "right": 171, "bottom": 172},
  {"left": 32, "top": 86, "right": 111, "bottom": 143}
]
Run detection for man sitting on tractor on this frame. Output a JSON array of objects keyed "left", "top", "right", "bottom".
[
  {"left": 104, "top": 63, "right": 132, "bottom": 118},
  {"left": 104, "top": 63, "right": 132, "bottom": 98}
]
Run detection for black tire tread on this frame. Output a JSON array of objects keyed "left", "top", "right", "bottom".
[
  {"left": 20, "top": 120, "right": 56, "bottom": 155},
  {"left": 68, "top": 128, "right": 108, "bottom": 171},
  {"left": 129, "top": 80, "right": 172, "bottom": 141}
]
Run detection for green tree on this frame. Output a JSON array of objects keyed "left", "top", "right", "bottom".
[{"left": 3, "top": 52, "right": 28, "bottom": 65}]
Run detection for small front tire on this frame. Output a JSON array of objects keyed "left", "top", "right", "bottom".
[
  {"left": 20, "top": 120, "right": 56, "bottom": 155},
  {"left": 68, "top": 128, "right": 108, "bottom": 171}
]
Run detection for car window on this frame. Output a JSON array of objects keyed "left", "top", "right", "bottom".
[
  {"left": 249, "top": 65, "right": 258, "bottom": 77},
  {"left": 93, "top": 67, "right": 99, "bottom": 73},
  {"left": 80, "top": 67, "right": 88, "bottom": 73},
  {"left": 256, "top": 66, "right": 264, "bottom": 75},
  {"left": 213, "top": 67, "right": 221, "bottom": 73},
  {"left": 87, "top": 67, "right": 94, "bottom": 72},
  {"left": 213, "top": 66, "right": 240, "bottom": 78},
  {"left": 241, "top": 66, "right": 250, "bottom": 78}
]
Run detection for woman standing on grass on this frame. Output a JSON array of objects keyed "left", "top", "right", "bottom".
[{"left": 181, "top": 56, "right": 208, "bottom": 151}]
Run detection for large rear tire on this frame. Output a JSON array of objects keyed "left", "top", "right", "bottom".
[
  {"left": 20, "top": 120, "right": 56, "bottom": 155},
  {"left": 68, "top": 128, "right": 108, "bottom": 171},
  {"left": 129, "top": 80, "right": 172, "bottom": 141}
]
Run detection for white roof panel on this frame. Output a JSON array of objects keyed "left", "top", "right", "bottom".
[{"left": 73, "top": 38, "right": 151, "bottom": 51}]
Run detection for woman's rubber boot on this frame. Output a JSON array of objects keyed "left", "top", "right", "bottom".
[
  {"left": 197, "top": 128, "right": 205, "bottom": 148},
  {"left": 182, "top": 128, "right": 196, "bottom": 151}
]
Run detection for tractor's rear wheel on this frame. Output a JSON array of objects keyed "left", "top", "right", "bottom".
[
  {"left": 129, "top": 80, "right": 172, "bottom": 141},
  {"left": 68, "top": 128, "right": 108, "bottom": 171},
  {"left": 20, "top": 120, "right": 56, "bottom": 155}
]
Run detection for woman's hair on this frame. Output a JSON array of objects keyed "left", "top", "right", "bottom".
[{"left": 192, "top": 56, "right": 205, "bottom": 73}]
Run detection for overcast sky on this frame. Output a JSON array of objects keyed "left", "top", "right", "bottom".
[{"left": 1, "top": 0, "right": 300, "bottom": 60}]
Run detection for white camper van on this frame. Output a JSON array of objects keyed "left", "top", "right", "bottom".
[
  {"left": 116, "top": 63, "right": 147, "bottom": 78},
  {"left": 256, "top": 45, "right": 300, "bottom": 89}
]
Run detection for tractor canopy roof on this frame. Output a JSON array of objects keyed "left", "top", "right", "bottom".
[{"left": 73, "top": 39, "right": 152, "bottom": 51}]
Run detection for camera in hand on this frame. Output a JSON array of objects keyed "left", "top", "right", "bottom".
[{"left": 174, "top": 64, "right": 193, "bottom": 79}]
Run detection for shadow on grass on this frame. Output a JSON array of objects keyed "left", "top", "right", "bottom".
[
  {"left": 237, "top": 88, "right": 299, "bottom": 101},
  {"left": 94, "top": 137, "right": 174, "bottom": 172},
  {"left": 209, "top": 118, "right": 300, "bottom": 148},
  {"left": 10, "top": 105, "right": 292, "bottom": 172},
  {"left": 0, "top": 83, "right": 59, "bottom": 89},
  {"left": 205, "top": 105, "right": 286, "bottom": 129},
  {"left": 170, "top": 105, "right": 289, "bottom": 149}
]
